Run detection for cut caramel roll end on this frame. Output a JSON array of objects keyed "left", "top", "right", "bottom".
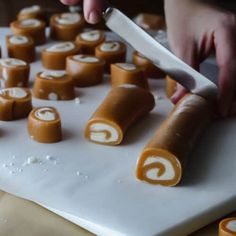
[{"left": 219, "top": 218, "right": 236, "bottom": 236}]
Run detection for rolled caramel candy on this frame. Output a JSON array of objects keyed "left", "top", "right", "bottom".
[
  {"left": 0, "top": 58, "right": 30, "bottom": 88},
  {"left": 42, "top": 42, "right": 80, "bottom": 70},
  {"left": 50, "top": 13, "right": 85, "bottom": 41},
  {"left": 133, "top": 51, "right": 165, "bottom": 79},
  {"left": 0, "top": 87, "right": 32, "bottom": 121},
  {"left": 219, "top": 218, "right": 236, "bottom": 236},
  {"left": 33, "top": 71, "right": 75, "bottom": 100},
  {"left": 111, "top": 63, "right": 148, "bottom": 89},
  {"left": 75, "top": 30, "right": 105, "bottom": 54},
  {"left": 136, "top": 94, "right": 214, "bottom": 186},
  {"left": 166, "top": 75, "right": 177, "bottom": 98},
  {"left": 66, "top": 54, "right": 105, "bottom": 87},
  {"left": 6, "top": 35, "right": 35, "bottom": 63},
  {"left": 85, "top": 85, "right": 155, "bottom": 145},
  {"left": 28, "top": 107, "right": 62, "bottom": 143},
  {"left": 17, "top": 5, "right": 46, "bottom": 22},
  {"left": 95, "top": 41, "right": 126, "bottom": 73},
  {"left": 10, "top": 19, "right": 46, "bottom": 46}
]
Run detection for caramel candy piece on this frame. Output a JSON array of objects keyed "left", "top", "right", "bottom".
[
  {"left": 6, "top": 35, "right": 35, "bottom": 63},
  {"left": 136, "top": 94, "right": 213, "bottom": 186},
  {"left": 219, "top": 218, "right": 236, "bottom": 236},
  {"left": 85, "top": 85, "right": 155, "bottom": 145},
  {"left": 28, "top": 107, "right": 62, "bottom": 143},
  {"left": 75, "top": 30, "right": 105, "bottom": 54},
  {"left": 95, "top": 41, "right": 126, "bottom": 73},
  {"left": 32, "top": 71, "right": 75, "bottom": 100},
  {"left": 111, "top": 63, "right": 148, "bottom": 89},
  {"left": 0, "top": 58, "right": 30, "bottom": 88},
  {"left": 166, "top": 75, "right": 177, "bottom": 98},
  {"left": 42, "top": 42, "right": 80, "bottom": 70},
  {"left": 133, "top": 51, "right": 165, "bottom": 79},
  {"left": 17, "top": 5, "right": 46, "bottom": 22},
  {"left": 0, "top": 88, "right": 32, "bottom": 121},
  {"left": 66, "top": 55, "right": 105, "bottom": 87},
  {"left": 50, "top": 13, "right": 85, "bottom": 41},
  {"left": 10, "top": 19, "right": 46, "bottom": 46}
]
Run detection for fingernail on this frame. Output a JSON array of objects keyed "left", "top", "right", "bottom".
[{"left": 88, "top": 10, "right": 100, "bottom": 24}]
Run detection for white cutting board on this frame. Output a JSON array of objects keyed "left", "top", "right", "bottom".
[{"left": 0, "top": 28, "right": 235, "bottom": 236}]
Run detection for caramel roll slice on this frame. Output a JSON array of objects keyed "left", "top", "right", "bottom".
[
  {"left": 76, "top": 30, "right": 105, "bottom": 54},
  {"left": 50, "top": 13, "right": 85, "bottom": 41},
  {"left": 66, "top": 55, "right": 105, "bottom": 87},
  {"left": 136, "top": 94, "right": 214, "bottom": 186},
  {"left": 17, "top": 5, "right": 46, "bottom": 22},
  {"left": 6, "top": 35, "right": 35, "bottom": 63},
  {"left": 33, "top": 71, "right": 75, "bottom": 100},
  {"left": 42, "top": 42, "right": 80, "bottom": 70},
  {"left": 111, "top": 63, "right": 148, "bottom": 89},
  {"left": 0, "top": 87, "right": 32, "bottom": 121},
  {"left": 133, "top": 51, "right": 165, "bottom": 79},
  {"left": 85, "top": 85, "right": 155, "bottom": 145},
  {"left": 219, "top": 218, "right": 236, "bottom": 236},
  {"left": 166, "top": 75, "right": 177, "bottom": 98},
  {"left": 28, "top": 107, "right": 62, "bottom": 143},
  {"left": 0, "top": 58, "right": 30, "bottom": 88},
  {"left": 95, "top": 41, "right": 126, "bottom": 73}
]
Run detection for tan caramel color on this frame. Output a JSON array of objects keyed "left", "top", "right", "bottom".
[
  {"left": 133, "top": 51, "right": 165, "bottom": 79},
  {"left": 95, "top": 41, "right": 126, "bottom": 73},
  {"left": 0, "top": 88, "right": 32, "bottom": 121},
  {"left": 42, "top": 43, "right": 80, "bottom": 70},
  {"left": 166, "top": 75, "right": 177, "bottom": 98},
  {"left": 136, "top": 94, "right": 214, "bottom": 186},
  {"left": 66, "top": 55, "right": 105, "bottom": 87},
  {"left": 33, "top": 72, "right": 75, "bottom": 100},
  {"left": 50, "top": 13, "right": 85, "bottom": 41},
  {"left": 85, "top": 86, "right": 155, "bottom": 145},
  {"left": 111, "top": 63, "right": 149, "bottom": 89},
  {"left": 75, "top": 30, "right": 105, "bottom": 54},
  {"left": 6, "top": 35, "right": 35, "bottom": 63},
  {"left": 28, "top": 107, "right": 62, "bottom": 143},
  {"left": 17, "top": 7, "right": 46, "bottom": 22},
  {"left": 219, "top": 218, "right": 236, "bottom": 236},
  {"left": 10, "top": 19, "right": 46, "bottom": 46}
]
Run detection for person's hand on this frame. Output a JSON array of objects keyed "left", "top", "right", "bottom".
[
  {"left": 60, "top": 0, "right": 104, "bottom": 24},
  {"left": 164, "top": 0, "right": 236, "bottom": 117}
]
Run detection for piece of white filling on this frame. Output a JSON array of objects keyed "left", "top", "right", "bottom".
[
  {"left": 226, "top": 220, "right": 236, "bottom": 232},
  {"left": 48, "top": 93, "right": 58, "bottom": 101},
  {"left": 118, "top": 84, "right": 138, "bottom": 89},
  {"left": 143, "top": 156, "right": 175, "bottom": 181},
  {"left": 20, "top": 19, "right": 41, "bottom": 27},
  {"left": 73, "top": 55, "right": 99, "bottom": 63},
  {"left": 0, "top": 88, "right": 27, "bottom": 99},
  {"left": 20, "top": 5, "right": 41, "bottom": 14},
  {"left": 100, "top": 42, "right": 120, "bottom": 52},
  {"left": 56, "top": 13, "right": 81, "bottom": 25},
  {"left": 80, "top": 30, "right": 101, "bottom": 41},
  {"left": 116, "top": 63, "right": 137, "bottom": 71},
  {"left": 0, "top": 58, "right": 26, "bottom": 67},
  {"left": 46, "top": 42, "right": 75, "bottom": 52},
  {"left": 40, "top": 71, "right": 65, "bottom": 79},
  {"left": 9, "top": 35, "right": 29, "bottom": 45},
  {"left": 90, "top": 123, "right": 119, "bottom": 143},
  {"left": 35, "top": 108, "right": 56, "bottom": 121}
]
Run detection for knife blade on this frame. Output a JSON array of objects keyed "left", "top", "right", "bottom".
[{"left": 103, "top": 7, "right": 218, "bottom": 100}]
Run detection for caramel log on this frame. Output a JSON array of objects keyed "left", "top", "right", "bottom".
[
  {"left": 111, "top": 63, "right": 148, "bottom": 89},
  {"left": 42, "top": 42, "right": 80, "bottom": 70},
  {"left": 6, "top": 35, "right": 35, "bottom": 63},
  {"left": 10, "top": 19, "right": 46, "bottom": 46},
  {"left": 75, "top": 30, "right": 105, "bottom": 54},
  {"left": 219, "top": 218, "right": 236, "bottom": 236},
  {"left": 66, "top": 55, "right": 105, "bottom": 87},
  {"left": 32, "top": 71, "right": 75, "bottom": 100},
  {"left": 50, "top": 13, "right": 85, "bottom": 41},
  {"left": 166, "top": 75, "right": 177, "bottom": 98},
  {"left": 133, "top": 51, "right": 165, "bottom": 79},
  {"left": 85, "top": 85, "right": 155, "bottom": 145},
  {"left": 0, "top": 58, "right": 30, "bottom": 88},
  {"left": 28, "top": 107, "right": 62, "bottom": 143},
  {"left": 17, "top": 5, "right": 46, "bottom": 22},
  {"left": 0, "top": 88, "right": 32, "bottom": 121},
  {"left": 95, "top": 41, "right": 126, "bottom": 73},
  {"left": 136, "top": 94, "right": 213, "bottom": 186}
]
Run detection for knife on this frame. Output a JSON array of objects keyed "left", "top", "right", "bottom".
[{"left": 102, "top": 7, "right": 218, "bottom": 100}]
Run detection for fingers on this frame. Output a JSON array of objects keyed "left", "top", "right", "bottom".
[
  {"left": 171, "top": 84, "right": 188, "bottom": 104},
  {"left": 60, "top": 0, "right": 79, "bottom": 5},
  {"left": 83, "top": 0, "right": 104, "bottom": 24}
]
